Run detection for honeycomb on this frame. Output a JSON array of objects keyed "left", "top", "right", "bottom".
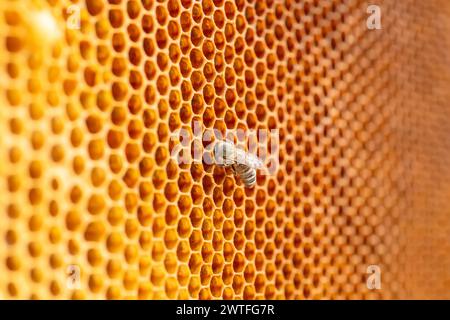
[{"left": 1, "top": 0, "right": 450, "bottom": 300}]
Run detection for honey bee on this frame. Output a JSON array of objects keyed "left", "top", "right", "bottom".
[{"left": 214, "top": 141, "right": 264, "bottom": 188}]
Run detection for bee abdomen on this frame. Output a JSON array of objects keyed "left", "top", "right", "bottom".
[{"left": 233, "top": 164, "right": 257, "bottom": 187}]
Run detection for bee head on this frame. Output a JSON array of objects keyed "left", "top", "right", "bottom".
[{"left": 213, "top": 141, "right": 236, "bottom": 167}]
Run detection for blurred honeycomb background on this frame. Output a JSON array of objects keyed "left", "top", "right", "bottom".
[{"left": 1, "top": 0, "right": 450, "bottom": 300}]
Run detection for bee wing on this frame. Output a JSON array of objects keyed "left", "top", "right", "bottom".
[
  {"left": 214, "top": 141, "right": 264, "bottom": 169},
  {"left": 235, "top": 148, "right": 264, "bottom": 169}
]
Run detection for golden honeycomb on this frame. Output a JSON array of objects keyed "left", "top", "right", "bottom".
[{"left": 1, "top": 0, "right": 450, "bottom": 300}]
